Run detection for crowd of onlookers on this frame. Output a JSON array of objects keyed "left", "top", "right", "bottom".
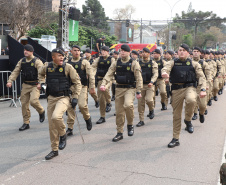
[{"left": 1, "top": 46, "right": 9, "bottom": 55}]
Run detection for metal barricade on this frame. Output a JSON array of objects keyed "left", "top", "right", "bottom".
[{"left": 0, "top": 71, "right": 17, "bottom": 107}]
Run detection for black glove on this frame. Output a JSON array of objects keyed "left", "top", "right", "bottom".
[{"left": 71, "top": 98, "right": 78, "bottom": 109}]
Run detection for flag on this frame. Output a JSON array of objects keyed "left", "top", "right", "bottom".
[{"left": 69, "top": 19, "right": 78, "bottom": 41}]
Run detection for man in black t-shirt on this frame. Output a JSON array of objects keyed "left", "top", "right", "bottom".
[{"left": 95, "top": 36, "right": 105, "bottom": 57}]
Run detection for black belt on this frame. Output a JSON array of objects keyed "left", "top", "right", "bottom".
[
  {"left": 48, "top": 91, "right": 71, "bottom": 97},
  {"left": 116, "top": 84, "right": 135, "bottom": 88},
  {"left": 24, "top": 81, "right": 38, "bottom": 85},
  {"left": 171, "top": 83, "right": 197, "bottom": 91}
]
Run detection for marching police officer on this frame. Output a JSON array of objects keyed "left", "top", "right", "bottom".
[
  {"left": 191, "top": 47, "right": 211, "bottom": 123},
  {"left": 38, "top": 48, "right": 82, "bottom": 160},
  {"left": 85, "top": 48, "right": 99, "bottom": 107},
  {"left": 66, "top": 45, "right": 95, "bottom": 136},
  {"left": 92, "top": 46, "right": 114, "bottom": 124},
  {"left": 131, "top": 50, "right": 139, "bottom": 61},
  {"left": 162, "top": 44, "right": 206, "bottom": 148},
  {"left": 137, "top": 47, "right": 158, "bottom": 127},
  {"left": 6, "top": 44, "right": 45, "bottom": 131},
  {"left": 153, "top": 49, "right": 168, "bottom": 111},
  {"left": 100, "top": 44, "right": 143, "bottom": 142}
]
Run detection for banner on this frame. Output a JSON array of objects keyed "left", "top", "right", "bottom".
[{"left": 69, "top": 20, "right": 79, "bottom": 41}]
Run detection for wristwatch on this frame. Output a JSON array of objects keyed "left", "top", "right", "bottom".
[
  {"left": 150, "top": 81, "right": 154, "bottom": 84},
  {"left": 201, "top": 88, "right": 206, "bottom": 92},
  {"left": 136, "top": 92, "right": 141, "bottom": 95}
]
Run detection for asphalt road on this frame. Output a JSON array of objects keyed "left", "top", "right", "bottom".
[{"left": 0, "top": 89, "right": 226, "bottom": 185}]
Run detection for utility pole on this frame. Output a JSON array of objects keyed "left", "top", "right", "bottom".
[
  {"left": 140, "top": 18, "right": 142, "bottom": 44},
  {"left": 57, "top": 0, "right": 63, "bottom": 47}
]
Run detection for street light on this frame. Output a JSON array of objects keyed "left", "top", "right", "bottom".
[{"left": 163, "top": 0, "right": 183, "bottom": 50}]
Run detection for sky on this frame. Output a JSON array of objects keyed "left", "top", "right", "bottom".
[{"left": 76, "top": 0, "right": 226, "bottom": 24}]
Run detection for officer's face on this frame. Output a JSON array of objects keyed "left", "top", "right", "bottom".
[
  {"left": 165, "top": 53, "right": 172, "bottom": 60},
  {"left": 131, "top": 53, "right": 138, "bottom": 59},
  {"left": 192, "top": 50, "right": 200, "bottom": 59},
  {"left": 24, "top": 50, "right": 33, "bottom": 57},
  {"left": 101, "top": 50, "right": 108, "bottom": 57},
  {"left": 113, "top": 53, "right": 118, "bottom": 59},
  {"left": 178, "top": 47, "right": 189, "bottom": 60},
  {"left": 71, "top": 48, "right": 80, "bottom": 59},
  {"left": 174, "top": 53, "right": 178, "bottom": 58},
  {"left": 153, "top": 52, "right": 160, "bottom": 60},
  {"left": 120, "top": 50, "right": 130, "bottom": 58},
  {"left": 142, "top": 51, "right": 150, "bottom": 59},
  {"left": 85, "top": 52, "right": 91, "bottom": 58},
  {"left": 52, "top": 53, "right": 64, "bottom": 66}
]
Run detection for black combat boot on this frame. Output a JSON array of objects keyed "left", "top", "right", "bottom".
[
  {"left": 136, "top": 121, "right": 144, "bottom": 127},
  {"left": 161, "top": 103, "right": 167, "bottom": 110},
  {"left": 106, "top": 103, "right": 112, "bottom": 112},
  {"left": 96, "top": 117, "right": 105, "bottom": 124},
  {"left": 39, "top": 110, "right": 45, "bottom": 123},
  {"left": 214, "top": 96, "right": 218, "bottom": 101},
  {"left": 112, "top": 133, "right": 123, "bottom": 142},
  {"left": 184, "top": 120, "right": 194, "bottom": 133},
  {"left": 149, "top": 110, "right": 155, "bottom": 119},
  {"left": 204, "top": 109, "right": 208, "bottom": 115},
  {"left": 168, "top": 138, "right": 180, "bottom": 148},
  {"left": 95, "top": 101, "right": 99, "bottom": 108},
  {"left": 66, "top": 128, "right": 73, "bottom": 136},
  {"left": 199, "top": 114, "right": 205, "bottom": 123},
  {"left": 19, "top": 123, "right": 30, "bottom": 131},
  {"left": 85, "top": 118, "right": 92, "bottom": 131},
  {"left": 45, "top": 151, "right": 58, "bottom": 160},
  {"left": 192, "top": 113, "right": 198, "bottom": 120},
  {"left": 207, "top": 99, "right": 212, "bottom": 106},
  {"left": 127, "top": 125, "right": 134, "bottom": 136},
  {"left": 59, "top": 134, "right": 67, "bottom": 150}
]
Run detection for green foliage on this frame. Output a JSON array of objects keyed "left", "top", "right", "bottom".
[
  {"left": 80, "top": 0, "right": 109, "bottom": 31},
  {"left": 182, "top": 34, "right": 193, "bottom": 47},
  {"left": 69, "top": 25, "right": 117, "bottom": 50},
  {"left": 27, "top": 23, "right": 58, "bottom": 38}
]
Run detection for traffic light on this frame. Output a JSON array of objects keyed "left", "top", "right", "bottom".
[
  {"left": 126, "top": 19, "right": 130, "bottom": 27},
  {"left": 68, "top": 7, "right": 80, "bottom": 21}
]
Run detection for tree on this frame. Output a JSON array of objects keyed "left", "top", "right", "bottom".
[
  {"left": 182, "top": 34, "right": 193, "bottom": 47},
  {"left": 0, "top": 0, "right": 45, "bottom": 40},
  {"left": 113, "top": 5, "right": 136, "bottom": 20},
  {"left": 80, "top": 0, "right": 109, "bottom": 31},
  {"left": 27, "top": 23, "right": 58, "bottom": 38}
]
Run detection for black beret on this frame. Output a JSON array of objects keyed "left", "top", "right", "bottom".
[
  {"left": 205, "top": 50, "right": 210, "bottom": 55},
  {"left": 85, "top": 48, "right": 91, "bottom": 53},
  {"left": 121, "top": 44, "right": 130, "bottom": 52},
  {"left": 189, "top": 51, "right": 193, "bottom": 55},
  {"left": 113, "top": 51, "right": 119, "bottom": 55},
  {"left": 180, "top": 43, "right": 189, "bottom": 52},
  {"left": 143, "top": 47, "right": 150, "bottom": 53},
  {"left": 102, "top": 36, "right": 106, "bottom": 39},
  {"left": 131, "top": 50, "right": 139, "bottom": 55},
  {"left": 52, "top": 48, "right": 64, "bottom": 55},
  {"left": 201, "top": 49, "right": 206, "bottom": 54},
  {"left": 139, "top": 50, "right": 143, "bottom": 53},
  {"left": 193, "top": 46, "right": 201, "bottom": 52},
  {"left": 72, "top": 45, "right": 81, "bottom": 51},
  {"left": 102, "top": 46, "right": 109, "bottom": 52},
  {"left": 24, "top": 44, "right": 34, "bottom": 52},
  {"left": 166, "top": 50, "right": 174, "bottom": 56},
  {"left": 153, "top": 49, "right": 161, "bottom": 54}
]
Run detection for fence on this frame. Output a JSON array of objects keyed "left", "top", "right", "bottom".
[{"left": 0, "top": 71, "right": 20, "bottom": 107}]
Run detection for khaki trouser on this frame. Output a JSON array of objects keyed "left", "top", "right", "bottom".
[
  {"left": 155, "top": 78, "right": 168, "bottom": 105},
  {"left": 97, "top": 80, "right": 111, "bottom": 118},
  {"left": 20, "top": 83, "right": 44, "bottom": 124},
  {"left": 138, "top": 84, "right": 155, "bottom": 121},
  {"left": 47, "top": 95, "right": 70, "bottom": 151},
  {"left": 115, "top": 88, "right": 136, "bottom": 133},
  {"left": 88, "top": 87, "right": 98, "bottom": 102},
  {"left": 213, "top": 77, "right": 219, "bottom": 96},
  {"left": 219, "top": 77, "right": 224, "bottom": 90},
  {"left": 67, "top": 86, "right": 90, "bottom": 129},
  {"left": 171, "top": 86, "right": 197, "bottom": 139},
  {"left": 209, "top": 81, "right": 213, "bottom": 100},
  {"left": 194, "top": 87, "right": 207, "bottom": 115}
]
